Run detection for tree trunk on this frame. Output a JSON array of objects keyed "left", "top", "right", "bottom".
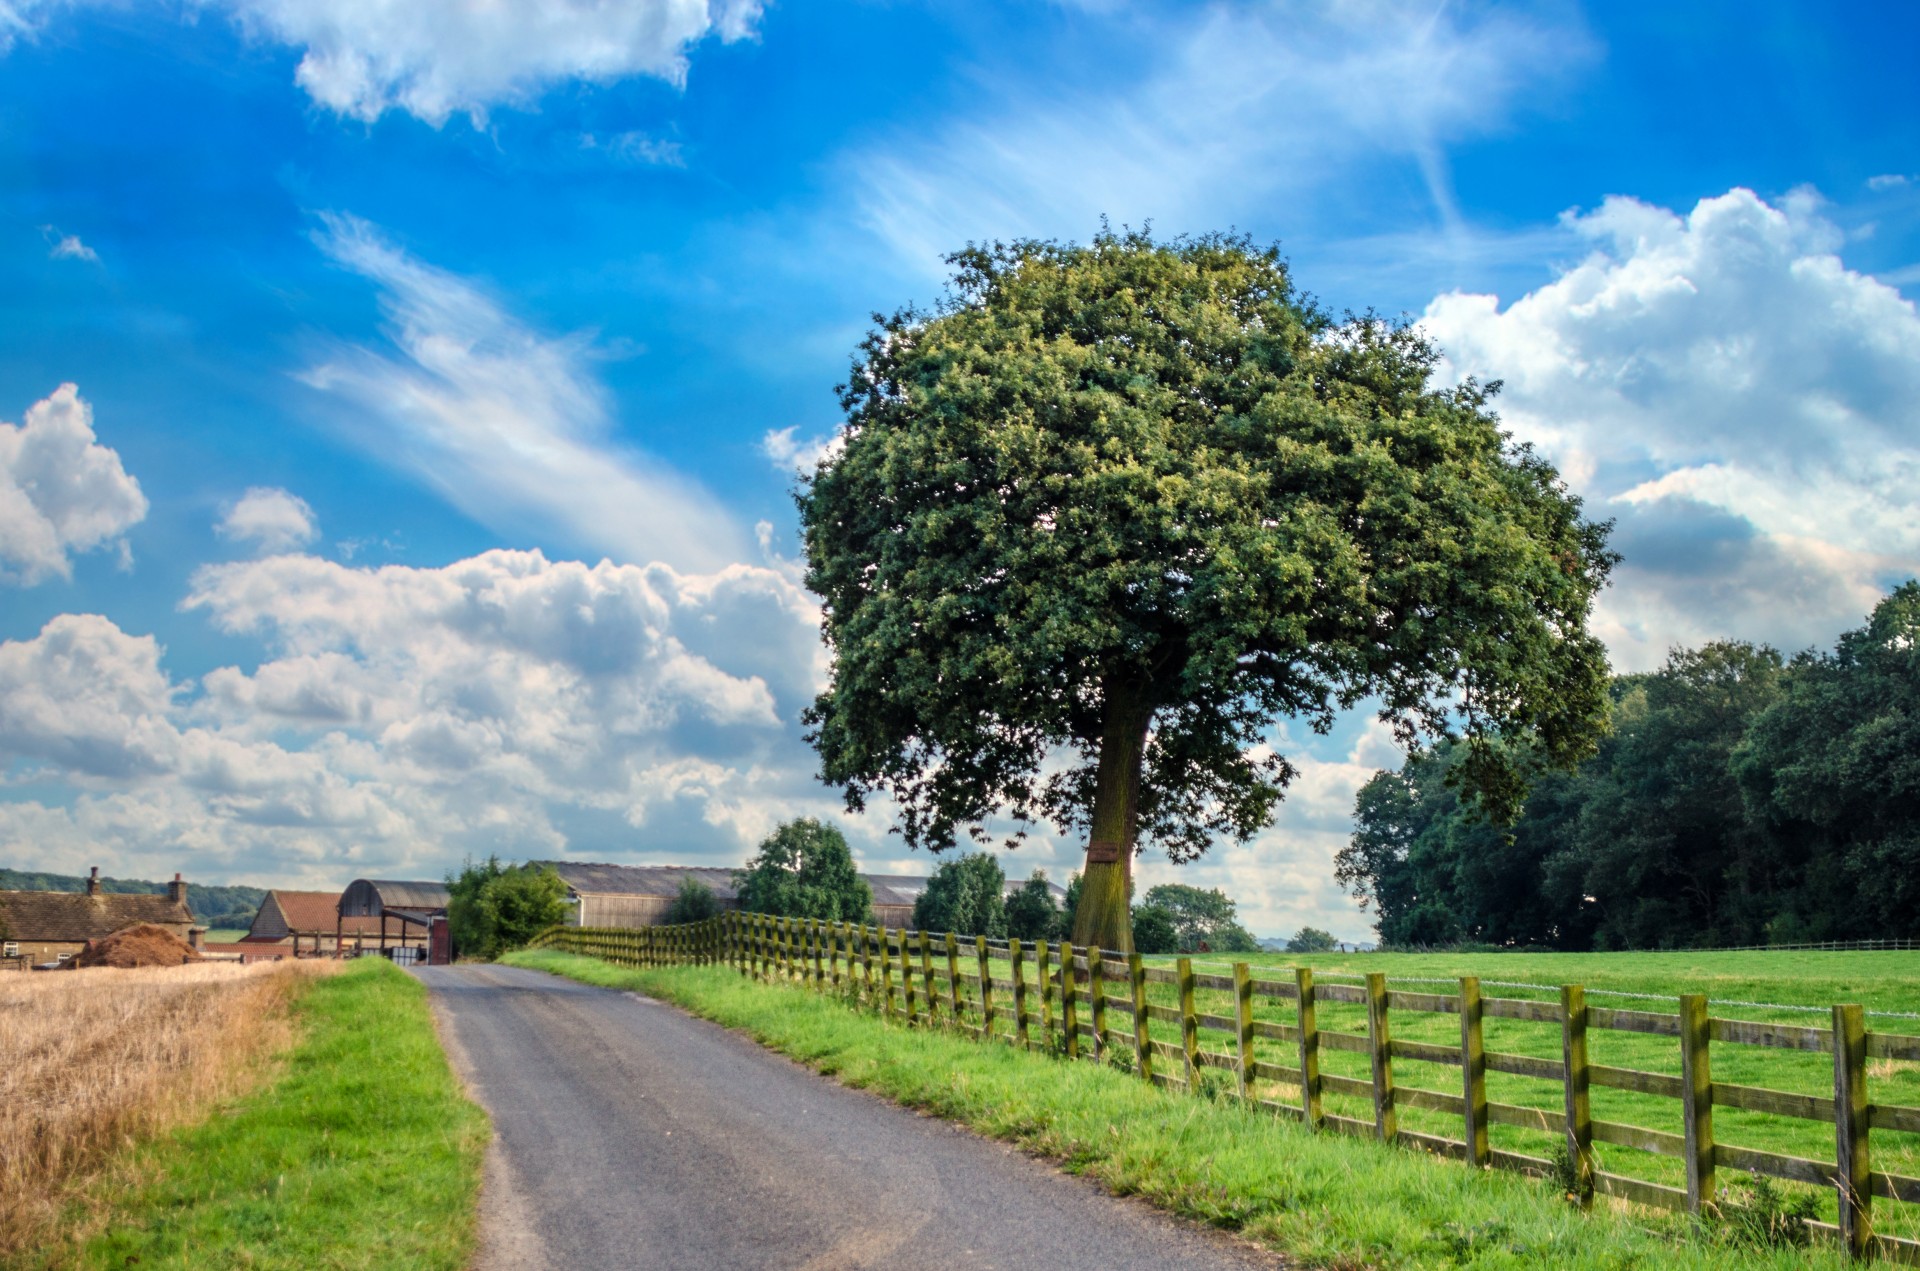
[{"left": 1071, "top": 682, "right": 1153, "bottom": 953}]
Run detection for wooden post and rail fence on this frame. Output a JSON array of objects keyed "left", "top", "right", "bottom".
[{"left": 531, "top": 914, "right": 1920, "bottom": 1265}]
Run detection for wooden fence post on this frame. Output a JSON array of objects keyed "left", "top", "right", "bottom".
[
  {"left": 1233, "top": 963, "right": 1254, "bottom": 1101},
  {"left": 1088, "top": 948, "right": 1109, "bottom": 1061},
  {"left": 1036, "top": 941, "right": 1054, "bottom": 1051},
  {"left": 1834, "top": 1003, "right": 1871, "bottom": 1259},
  {"left": 919, "top": 931, "right": 935, "bottom": 1024},
  {"left": 1297, "top": 967, "right": 1323, "bottom": 1128},
  {"left": 812, "top": 919, "right": 825, "bottom": 989},
  {"left": 1366, "top": 972, "right": 1395, "bottom": 1143},
  {"left": 904, "top": 929, "right": 921, "bottom": 1022},
  {"left": 1178, "top": 956, "right": 1200, "bottom": 1088},
  {"left": 1460, "top": 976, "right": 1489, "bottom": 1167},
  {"left": 1562, "top": 984, "right": 1594, "bottom": 1205},
  {"left": 946, "top": 933, "right": 962, "bottom": 1024},
  {"left": 1129, "top": 952, "right": 1152, "bottom": 1081},
  {"left": 861, "top": 924, "right": 874, "bottom": 1001},
  {"left": 1062, "top": 942, "right": 1080, "bottom": 1060},
  {"left": 976, "top": 935, "right": 995, "bottom": 1040},
  {"left": 882, "top": 928, "right": 899, "bottom": 1019},
  {"left": 1679, "top": 994, "right": 1715, "bottom": 1215},
  {"left": 1013, "top": 940, "right": 1031, "bottom": 1048}
]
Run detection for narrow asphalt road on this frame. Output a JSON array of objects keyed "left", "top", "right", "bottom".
[{"left": 422, "top": 964, "right": 1282, "bottom": 1271}]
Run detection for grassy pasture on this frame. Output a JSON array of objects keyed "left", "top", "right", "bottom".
[
  {"left": 510, "top": 947, "right": 1864, "bottom": 1271},
  {"left": 1157, "top": 949, "right": 1920, "bottom": 1239}
]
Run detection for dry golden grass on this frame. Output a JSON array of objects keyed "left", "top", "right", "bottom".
[{"left": 0, "top": 960, "right": 332, "bottom": 1257}]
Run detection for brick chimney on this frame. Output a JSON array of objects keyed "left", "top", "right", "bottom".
[
  {"left": 87, "top": 866, "right": 101, "bottom": 896},
  {"left": 168, "top": 873, "right": 187, "bottom": 907}
]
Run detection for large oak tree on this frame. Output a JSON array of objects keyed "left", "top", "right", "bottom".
[{"left": 799, "top": 229, "right": 1614, "bottom": 952}]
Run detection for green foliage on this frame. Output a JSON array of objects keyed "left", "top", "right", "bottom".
[
  {"left": 72, "top": 961, "right": 486, "bottom": 1270},
  {"left": 799, "top": 227, "right": 1615, "bottom": 955},
  {"left": 1285, "top": 926, "right": 1338, "bottom": 953},
  {"left": 0, "top": 868, "right": 265, "bottom": 929},
  {"left": 1003, "top": 870, "right": 1062, "bottom": 941},
  {"left": 1546, "top": 1140, "right": 1595, "bottom": 1206},
  {"left": 733, "top": 818, "right": 873, "bottom": 923},
  {"left": 1060, "top": 872, "right": 1083, "bottom": 937},
  {"left": 1130, "top": 902, "right": 1180, "bottom": 954},
  {"left": 1138, "top": 883, "right": 1258, "bottom": 952},
  {"left": 911, "top": 853, "right": 1008, "bottom": 937},
  {"left": 1713, "top": 1173, "right": 1821, "bottom": 1249},
  {"left": 1337, "top": 586, "right": 1920, "bottom": 949},
  {"left": 446, "top": 857, "right": 569, "bottom": 961},
  {"left": 662, "top": 877, "right": 719, "bottom": 925}
]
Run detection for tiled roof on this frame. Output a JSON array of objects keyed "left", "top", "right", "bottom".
[
  {"left": 253, "top": 890, "right": 384, "bottom": 937},
  {"left": 0, "top": 889, "right": 192, "bottom": 943}
]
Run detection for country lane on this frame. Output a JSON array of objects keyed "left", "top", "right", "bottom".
[{"left": 421, "top": 963, "right": 1282, "bottom": 1271}]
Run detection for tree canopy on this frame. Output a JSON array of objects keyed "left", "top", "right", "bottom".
[
  {"left": 446, "top": 858, "right": 568, "bottom": 960},
  {"left": 1285, "top": 926, "right": 1338, "bottom": 953},
  {"left": 733, "top": 818, "right": 873, "bottom": 923},
  {"left": 1004, "top": 870, "right": 1064, "bottom": 941},
  {"left": 662, "top": 876, "right": 719, "bottom": 925},
  {"left": 1335, "top": 585, "right": 1920, "bottom": 948},
  {"left": 911, "top": 852, "right": 1008, "bottom": 938},
  {"left": 800, "top": 227, "right": 1615, "bottom": 951},
  {"left": 1138, "top": 883, "right": 1259, "bottom": 952}
]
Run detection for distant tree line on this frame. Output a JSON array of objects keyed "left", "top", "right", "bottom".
[{"left": 1335, "top": 585, "right": 1920, "bottom": 949}]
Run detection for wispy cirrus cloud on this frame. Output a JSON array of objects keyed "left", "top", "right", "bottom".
[
  {"left": 846, "top": 2, "right": 1592, "bottom": 274},
  {"left": 302, "top": 214, "right": 748, "bottom": 573}
]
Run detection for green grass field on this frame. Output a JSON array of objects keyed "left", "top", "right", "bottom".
[
  {"left": 508, "top": 946, "right": 1868, "bottom": 1270},
  {"left": 53, "top": 960, "right": 489, "bottom": 1271},
  {"left": 1159, "top": 949, "right": 1920, "bottom": 1241}
]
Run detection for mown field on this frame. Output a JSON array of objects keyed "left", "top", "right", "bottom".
[{"left": 1171, "top": 949, "right": 1920, "bottom": 1240}]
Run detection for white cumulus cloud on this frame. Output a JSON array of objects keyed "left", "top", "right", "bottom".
[
  {"left": 217, "top": 487, "right": 319, "bottom": 554},
  {"left": 44, "top": 228, "right": 99, "bottom": 262},
  {"left": 0, "top": 547, "right": 834, "bottom": 886},
  {"left": 760, "top": 426, "right": 843, "bottom": 475},
  {"left": 3, "top": 0, "right": 761, "bottom": 124},
  {"left": 1422, "top": 187, "right": 1920, "bottom": 667},
  {"left": 303, "top": 214, "right": 747, "bottom": 573},
  {"left": 0, "top": 384, "right": 148, "bottom": 585}
]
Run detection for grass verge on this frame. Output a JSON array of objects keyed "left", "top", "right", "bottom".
[
  {"left": 504, "top": 947, "right": 1850, "bottom": 1271},
  {"left": 39, "top": 960, "right": 488, "bottom": 1271}
]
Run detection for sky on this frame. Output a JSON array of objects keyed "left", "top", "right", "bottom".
[{"left": 1, "top": 0, "right": 1917, "bottom": 941}]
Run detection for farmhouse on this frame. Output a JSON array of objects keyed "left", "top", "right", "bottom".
[
  {"left": 542, "top": 861, "right": 1067, "bottom": 930},
  {"left": 0, "top": 867, "right": 196, "bottom": 968},
  {"left": 245, "top": 889, "right": 390, "bottom": 957}
]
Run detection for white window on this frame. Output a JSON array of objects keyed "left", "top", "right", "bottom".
[{"left": 2, "top": 942, "right": 17, "bottom": 958}]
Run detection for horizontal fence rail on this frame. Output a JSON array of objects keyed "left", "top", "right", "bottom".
[{"left": 532, "top": 915, "right": 1920, "bottom": 1265}]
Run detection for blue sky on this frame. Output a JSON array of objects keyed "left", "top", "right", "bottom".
[{"left": 1, "top": 0, "right": 1916, "bottom": 939}]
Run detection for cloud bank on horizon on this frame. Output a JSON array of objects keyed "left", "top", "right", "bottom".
[{"left": 1, "top": 1, "right": 1915, "bottom": 940}]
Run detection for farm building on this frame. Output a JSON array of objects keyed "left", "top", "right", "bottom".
[
  {"left": 336, "top": 879, "right": 450, "bottom": 963},
  {"left": 0, "top": 867, "right": 197, "bottom": 968},
  {"left": 540, "top": 861, "right": 1067, "bottom": 930},
  {"left": 245, "top": 889, "right": 391, "bottom": 957}
]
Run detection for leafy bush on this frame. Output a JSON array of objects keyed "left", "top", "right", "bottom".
[
  {"left": 1131, "top": 903, "right": 1179, "bottom": 954},
  {"left": 1139, "top": 883, "right": 1259, "bottom": 952},
  {"left": 733, "top": 818, "right": 873, "bottom": 923},
  {"left": 447, "top": 858, "right": 569, "bottom": 960},
  {"left": 1285, "top": 926, "right": 1339, "bottom": 952},
  {"left": 912, "top": 853, "right": 1007, "bottom": 937},
  {"left": 662, "top": 877, "right": 718, "bottom": 925},
  {"left": 1004, "top": 870, "right": 1062, "bottom": 941}
]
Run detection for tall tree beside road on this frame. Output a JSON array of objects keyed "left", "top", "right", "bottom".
[
  {"left": 799, "top": 228, "right": 1616, "bottom": 951},
  {"left": 911, "top": 853, "right": 1008, "bottom": 937},
  {"left": 733, "top": 818, "right": 874, "bottom": 923},
  {"left": 447, "top": 859, "right": 568, "bottom": 960}
]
